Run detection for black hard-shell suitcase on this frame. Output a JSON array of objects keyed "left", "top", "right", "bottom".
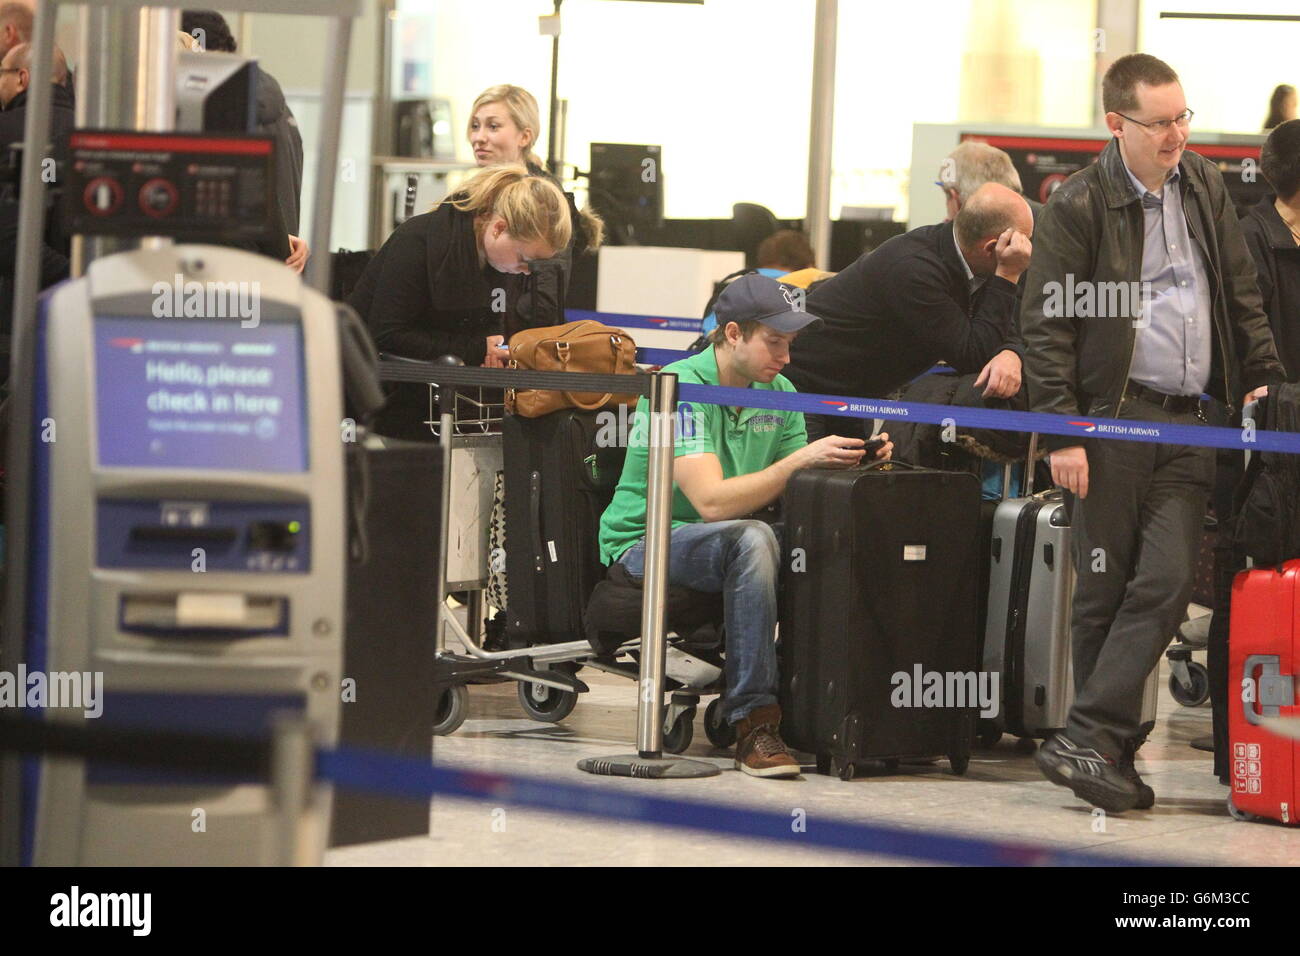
[
  {"left": 778, "top": 462, "right": 982, "bottom": 779},
  {"left": 503, "top": 409, "right": 626, "bottom": 646}
]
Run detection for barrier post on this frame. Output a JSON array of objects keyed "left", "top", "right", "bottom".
[
  {"left": 578, "top": 371, "right": 719, "bottom": 778},
  {"left": 271, "top": 715, "right": 316, "bottom": 867}
]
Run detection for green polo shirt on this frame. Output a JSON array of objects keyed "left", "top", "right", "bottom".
[{"left": 597, "top": 345, "right": 807, "bottom": 564}]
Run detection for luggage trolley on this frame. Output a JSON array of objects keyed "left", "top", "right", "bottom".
[{"left": 417, "top": 369, "right": 730, "bottom": 751}]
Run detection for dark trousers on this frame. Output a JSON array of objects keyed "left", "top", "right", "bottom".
[
  {"left": 1209, "top": 447, "right": 1245, "bottom": 778},
  {"left": 1065, "top": 398, "right": 1215, "bottom": 759}
]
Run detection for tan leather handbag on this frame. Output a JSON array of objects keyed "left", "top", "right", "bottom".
[{"left": 505, "top": 320, "right": 642, "bottom": 417}]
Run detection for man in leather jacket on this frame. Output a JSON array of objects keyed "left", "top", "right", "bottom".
[{"left": 1021, "top": 53, "right": 1285, "bottom": 814}]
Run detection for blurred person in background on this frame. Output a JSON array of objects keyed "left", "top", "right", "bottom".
[
  {"left": 182, "top": 10, "right": 306, "bottom": 272},
  {"left": 1264, "top": 84, "right": 1296, "bottom": 131},
  {"left": 938, "top": 141, "right": 1041, "bottom": 221}
]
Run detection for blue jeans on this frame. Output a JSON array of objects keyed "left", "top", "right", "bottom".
[{"left": 618, "top": 520, "right": 781, "bottom": 726}]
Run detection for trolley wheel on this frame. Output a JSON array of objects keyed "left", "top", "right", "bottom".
[
  {"left": 704, "top": 698, "right": 736, "bottom": 749},
  {"left": 949, "top": 753, "right": 970, "bottom": 776},
  {"left": 516, "top": 679, "right": 578, "bottom": 722},
  {"left": 433, "top": 684, "right": 469, "bottom": 736},
  {"left": 1170, "top": 662, "right": 1210, "bottom": 707},
  {"left": 662, "top": 708, "right": 696, "bottom": 754},
  {"left": 977, "top": 725, "right": 1002, "bottom": 749},
  {"left": 1015, "top": 736, "right": 1038, "bottom": 755},
  {"left": 1227, "top": 795, "right": 1256, "bottom": 822}
]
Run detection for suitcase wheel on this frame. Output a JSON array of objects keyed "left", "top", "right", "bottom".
[
  {"left": 703, "top": 698, "right": 736, "bottom": 749},
  {"left": 1226, "top": 795, "right": 1256, "bottom": 823},
  {"left": 1168, "top": 662, "right": 1210, "bottom": 708},
  {"left": 433, "top": 684, "right": 470, "bottom": 736},
  {"left": 832, "top": 758, "right": 856, "bottom": 782},
  {"left": 977, "top": 724, "right": 1002, "bottom": 749},
  {"left": 948, "top": 754, "right": 970, "bottom": 776},
  {"left": 662, "top": 707, "right": 697, "bottom": 754}
]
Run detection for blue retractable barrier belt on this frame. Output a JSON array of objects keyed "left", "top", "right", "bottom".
[
  {"left": 567, "top": 308, "right": 703, "bottom": 333},
  {"left": 677, "top": 383, "right": 1295, "bottom": 454}
]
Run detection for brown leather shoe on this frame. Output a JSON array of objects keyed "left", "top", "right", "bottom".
[{"left": 733, "top": 704, "right": 800, "bottom": 778}]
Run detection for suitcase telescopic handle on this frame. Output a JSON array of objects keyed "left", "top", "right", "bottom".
[{"left": 1242, "top": 654, "right": 1296, "bottom": 725}]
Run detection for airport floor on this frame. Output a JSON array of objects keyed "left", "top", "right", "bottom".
[{"left": 325, "top": 617, "right": 1300, "bottom": 868}]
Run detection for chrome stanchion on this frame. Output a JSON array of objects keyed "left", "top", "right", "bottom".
[
  {"left": 578, "top": 371, "right": 719, "bottom": 779},
  {"left": 271, "top": 715, "right": 317, "bottom": 867}
]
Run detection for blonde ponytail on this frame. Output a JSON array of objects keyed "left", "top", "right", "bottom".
[{"left": 441, "top": 164, "right": 571, "bottom": 254}]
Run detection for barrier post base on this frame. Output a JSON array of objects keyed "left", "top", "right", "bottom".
[{"left": 576, "top": 754, "right": 720, "bottom": 779}]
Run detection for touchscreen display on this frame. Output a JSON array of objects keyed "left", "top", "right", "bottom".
[{"left": 95, "top": 316, "right": 307, "bottom": 472}]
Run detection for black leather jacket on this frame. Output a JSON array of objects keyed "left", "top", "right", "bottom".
[{"left": 1021, "top": 138, "right": 1284, "bottom": 451}]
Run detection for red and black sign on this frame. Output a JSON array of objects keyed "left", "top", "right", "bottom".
[
  {"left": 64, "top": 129, "right": 276, "bottom": 241},
  {"left": 961, "top": 133, "right": 1267, "bottom": 217}
]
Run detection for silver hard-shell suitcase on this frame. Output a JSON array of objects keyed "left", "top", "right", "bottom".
[{"left": 979, "top": 437, "right": 1158, "bottom": 747}]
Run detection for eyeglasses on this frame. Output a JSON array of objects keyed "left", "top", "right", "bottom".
[{"left": 1115, "top": 109, "right": 1194, "bottom": 133}]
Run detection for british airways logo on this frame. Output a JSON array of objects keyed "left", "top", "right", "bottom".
[
  {"left": 1070, "top": 421, "right": 1096, "bottom": 432},
  {"left": 819, "top": 400, "right": 849, "bottom": 412}
]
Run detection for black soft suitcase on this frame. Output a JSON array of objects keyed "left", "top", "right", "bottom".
[
  {"left": 503, "top": 409, "right": 626, "bottom": 646},
  {"left": 778, "top": 462, "right": 982, "bottom": 779},
  {"left": 331, "top": 440, "right": 440, "bottom": 847}
]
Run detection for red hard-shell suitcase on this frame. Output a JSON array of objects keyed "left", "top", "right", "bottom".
[{"left": 1228, "top": 561, "right": 1300, "bottom": 824}]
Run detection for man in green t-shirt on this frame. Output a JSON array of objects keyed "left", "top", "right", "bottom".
[{"left": 597, "top": 274, "right": 893, "bottom": 778}]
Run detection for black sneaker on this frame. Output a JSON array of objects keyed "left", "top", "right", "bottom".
[
  {"left": 1034, "top": 734, "right": 1140, "bottom": 813},
  {"left": 1119, "top": 740, "right": 1156, "bottom": 810}
]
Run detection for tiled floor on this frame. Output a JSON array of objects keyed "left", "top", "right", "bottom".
[{"left": 325, "top": 639, "right": 1300, "bottom": 867}]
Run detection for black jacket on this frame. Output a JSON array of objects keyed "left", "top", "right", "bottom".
[
  {"left": 1021, "top": 139, "right": 1284, "bottom": 451},
  {"left": 1240, "top": 194, "right": 1300, "bottom": 381},
  {"left": 349, "top": 202, "right": 501, "bottom": 365},
  {"left": 784, "top": 220, "right": 1022, "bottom": 398},
  {"left": 255, "top": 69, "right": 304, "bottom": 237},
  {"left": 0, "top": 82, "right": 75, "bottom": 158},
  {"left": 348, "top": 203, "right": 506, "bottom": 440}
]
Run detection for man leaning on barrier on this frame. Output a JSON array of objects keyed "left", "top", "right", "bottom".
[
  {"left": 597, "top": 274, "right": 893, "bottom": 778},
  {"left": 1021, "top": 53, "right": 1285, "bottom": 814}
]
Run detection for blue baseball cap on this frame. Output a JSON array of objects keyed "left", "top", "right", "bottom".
[{"left": 714, "top": 273, "right": 824, "bottom": 334}]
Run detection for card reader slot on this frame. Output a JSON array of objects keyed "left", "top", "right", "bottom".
[{"left": 129, "top": 525, "right": 238, "bottom": 543}]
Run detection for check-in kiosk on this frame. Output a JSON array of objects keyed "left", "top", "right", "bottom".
[{"left": 14, "top": 245, "right": 345, "bottom": 865}]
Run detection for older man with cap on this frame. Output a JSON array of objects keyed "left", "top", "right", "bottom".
[{"left": 598, "top": 274, "right": 893, "bottom": 778}]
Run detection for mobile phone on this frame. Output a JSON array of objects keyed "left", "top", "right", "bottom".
[{"left": 862, "top": 437, "right": 885, "bottom": 457}]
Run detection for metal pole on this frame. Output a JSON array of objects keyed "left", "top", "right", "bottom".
[
  {"left": 805, "top": 0, "right": 837, "bottom": 271},
  {"left": 1, "top": 0, "right": 58, "bottom": 868},
  {"left": 546, "top": 0, "right": 562, "bottom": 177},
  {"left": 635, "top": 371, "right": 677, "bottom": 757},
  {"left": 135, "top": 7, "right": 177, "bottom": 131},
  {"left": 304, "top": 15, "right": 353, "bottom": 295},
  {"left": 271, "top": 715, "right": 315, "bottom": 867},
  {"left": 136, "top": 7, "right": 178, "bottom": 250},
  {"left": 434, "top": 387, "right": 455, "bottom": 655}
]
